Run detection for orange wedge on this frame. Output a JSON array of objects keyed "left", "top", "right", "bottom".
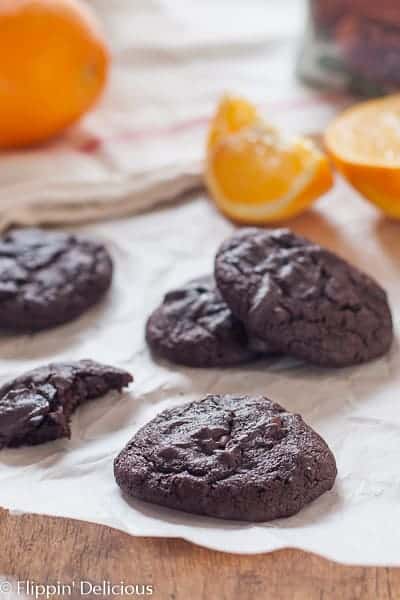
[
  {"left": 325, "top": 94, "right": 400, "bottom": 219},
  {"left": 207, "top": 95, "right": 260, "bottom": 150},
  {"left": 205, "top": 96, "right": 333, "bottom": 224}
]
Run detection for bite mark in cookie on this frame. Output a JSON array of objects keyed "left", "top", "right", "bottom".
[{"left": 0, "top": 360, "right": 133, "bottom": 448}]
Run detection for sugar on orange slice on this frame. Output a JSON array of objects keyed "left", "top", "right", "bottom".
[
  {"left": 325, "top": 94, "right": 400, "bottom": 219},
  {"left": 205, "top": 96, "right": 333, "bottom": 224}
]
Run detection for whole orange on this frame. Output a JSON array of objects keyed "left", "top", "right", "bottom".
[{"left": 0, "top": 0, "right": 110, "bottom": 148}]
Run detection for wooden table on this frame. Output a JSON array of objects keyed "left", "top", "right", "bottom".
[{"left": 0, "top": 509, "right": 398, "bottom": 600}]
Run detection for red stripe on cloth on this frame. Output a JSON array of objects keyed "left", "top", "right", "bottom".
[{"left": 76, "top": 92, "right": 350, "bottom": 154}]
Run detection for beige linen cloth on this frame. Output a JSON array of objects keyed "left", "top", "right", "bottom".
[{"left": 0, "top": 0, "right": 344, "bottom": 230}]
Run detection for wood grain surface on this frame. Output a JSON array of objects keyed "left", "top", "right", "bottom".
[{"left": 0, "top": 509, "right": 398, "bottom": 600}]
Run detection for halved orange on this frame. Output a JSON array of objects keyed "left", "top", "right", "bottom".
[
  {"left": 325, "top": 94, "right": 400, "bottom": 219},
  {"left": 205, "top": 96, "right": 333, "bottom": 224}
]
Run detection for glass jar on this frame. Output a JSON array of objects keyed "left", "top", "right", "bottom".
[{"left": 298, "top": 0, "right": 400, "bottom": 96}]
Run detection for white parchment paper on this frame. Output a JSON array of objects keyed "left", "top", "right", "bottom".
[{"left": 0, "top": 186, "right": 399, "bottom": 566}]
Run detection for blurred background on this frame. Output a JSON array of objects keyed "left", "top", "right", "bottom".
[
  {"left": 0, "top": 0, "right": 317, "bottom": 229},
  {"left": 1, "top": 0, "right": 400, "bottom": 228}
]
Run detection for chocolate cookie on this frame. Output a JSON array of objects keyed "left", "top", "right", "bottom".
[
  {"left": 0, "top": 228, "right": 113, "bottom": 331},
  {"left": 215, "top": 228, "right": 393, "bottom": 367},
  {"left": 0, "top": 360, "right": 133, "bottom": 448},
  {"left": 114, "top": 394, "right": 337, "bottom": 522},
  {"left": 146, "top": 275, "right": 273, "bottom": 367}
]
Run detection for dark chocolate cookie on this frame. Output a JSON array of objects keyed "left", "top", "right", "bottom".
[
  {"left": 0, "top": 228, "right": 113, "bottom": 331},
  {"left": 146, "top": 275, "right": 274, "bottom": 367},
  {"left": 215, "top": 228, "right": 393, "bottom": 367},
  {"left": 0, "top": 360, "right": 133, "bottom": 448},
  {"left": 114, "top": 394, "right": 337, "bottom": 522}
]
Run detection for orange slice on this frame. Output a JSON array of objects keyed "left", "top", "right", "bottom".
[
  {"left": 207, "top": 95, "right": 260, "bottom": 150},
  {"left": 205, "top": 96, "right": 333, "bottom": 224},
  {"left": 325, "top": 94, "right": 400, "bottom": 219}
]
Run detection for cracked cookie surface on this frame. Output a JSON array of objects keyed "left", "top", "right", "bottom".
[
  {"left": 0, "top": 360, "right": 133, "bottom": 448},
  {"left": 145, "top": 275, "right": 273, "bottom": 367},
  {"left": 215, "top": 228, "right": 393, "bottom": 367},
  {"left": 0, "top": 228, "right": 113, "bottom": 331},
  {"left": 114, "top": 394, "right": 337, "bottom": 521}
]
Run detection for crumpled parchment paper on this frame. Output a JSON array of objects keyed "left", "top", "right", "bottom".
[{"left": 0, "top": 185, "right": 398, "bottom": 566}]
